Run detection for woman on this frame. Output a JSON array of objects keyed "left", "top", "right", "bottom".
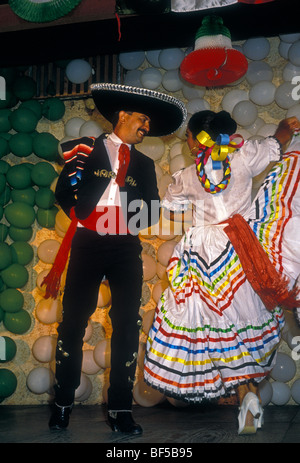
[{"left": 144, "top": 110, "right": 300, "bottom": 434}]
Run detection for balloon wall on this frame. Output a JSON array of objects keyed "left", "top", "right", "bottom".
[{"left": 1, "top": 32, "right": 300, "bottom": 408}]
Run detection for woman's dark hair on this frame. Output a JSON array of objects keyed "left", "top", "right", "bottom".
[{"left": 188, "top": 110, "right": 237, "bottom": 141}]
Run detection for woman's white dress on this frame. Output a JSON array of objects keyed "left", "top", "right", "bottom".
[{"left": 144, "top": 135, "right": 300, "bottom": 402}]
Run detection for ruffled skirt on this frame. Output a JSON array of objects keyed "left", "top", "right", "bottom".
[{"left": 144, "top": 152, "right": 300, "bottom": 403}]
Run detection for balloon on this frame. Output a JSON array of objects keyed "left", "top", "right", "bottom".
[
  {"left": 279, "top": 41, "right": 291, "bottom": 60},
  {"left": 97, "top": 281, "right": 111, "bottom": 307},
  {"left": 152, "top": 280, "right": 169, "bottom": 303},
  {"left": 283, "top": 62, "right": 300, "bottom": 82},
  {"left": 140, "top": 68, "right": 162, "bottom": 90},
  {"left": 83, "top": 319, "right": 93, "bottom": 343},
  {"left": 0, "top": 109, "right": 12, "bottom": 132},
  {"left": 221, "top": 89, "right": 249, "bottom": 114},
  {"left": 8, "top": 226, "right": 33, "bottom": 242},
  {"left": 79, "top": 120, "right": 104, "bottom": 138},
  {"left": 142, "top": 253, "right": 157, "bottom": 281},
  {"left": 13, "top": 75, "right": 37, "bottom": 100},
  {"left": 93, "top": 338, "right": 111, "bottom": 369},
  {"left": 0, "top": 242, "right": 12, "bottom": 270},
  {"left": 162, "top": 70, "right": 183, "bottom": 92},
  {"left": 138, "top": 136, "right": 165, "bottom": 161},
  {"left": 36, "top": 269, "right": 49, "bottom": 293},
  {"left": 0, "top": 223, "right": 9, "bottom": 242},
  {"left": 35, "top": 298, "right": 63, "bottom": 324},
  {"left": 243, "top": 37, "right": 270, "bottom": 60},
  {"left": 186, "top": 98, "right": 210, "bottom": 114},
  {"left": 74, "top": 373, "right": 92, "bottom": 401},
  {"left": 275, "top": 82, "right": 297, "bottom": 109},
  {"left": 11, "top": 187, "right": 35, "bottom": 206},
  {"left": 0, "top": 336, "right": 17, "bottom": 363},
  {"left": 257, "top": 123, "right": 277, "bottom": 137},
  {"left": 9, "top": 133, "right": 33, "bottom": 157},
  {"left": 37, "top": 239, "right": 60, "bottom": 264},
  {"left": 36, "top": 206, "right": 58, "bottom": 228},
  {"left": 35, "top": 187, "right": 55, "bottom": 209},
  {"left": 5, "top": 202, "right": 35, "bottom": 229},
  {"left": 26, "top": 367, "right": 54, "bottom": 394},
  {"left": 142, "top": 309, "right": 155, "bottom": 335},
  {"left": 31, "top": 162, "right": 58, "bottom": 187},
  {"left": 271, "top": 381, "right": 291, "bottom": 405},
  {"left": 20, "top": 99, "right": 42, "bottom": 119},
  {"left": 245, "top": 117, "right": 265, "bottom": 135},
  {"left": 280, "top": 33, "right": 300, "bottom": 43},
  {"left": 64, "top": 117, "right": 85, "bottom": 137},
  {"left": 66, "top": 59, "right": 92, "bottom": 84},
  {"left": 158, "top": 173, "right": 173, "bottom": 199},
  {"left": 6, "top": 164, "right": 32, "bottom": 189},
  {"left": 55, "top": 209, "right": 72, "bottom": 233},
  {"left": 157, "top": 240, "right": 177, "bottom": 267},
  {"left": 246, "top": 61, "right": 273, "bottom": 85},
  {"left": 124, "top": 69, "right": 142, "bottom": 87},
  {"left": 1, "top": 264, "right": 28, "bottom": 288},
  {"left": 249, "top": 81, "right": 276, "bottom": 106},
  {"left": 42, "top": 98, "right": 65, "bottom": 121},
  {"left": 159, "top": 48, "right": 184, "bottom": 70},
  {"left": 9, "top": 107, "right": 38, "bottom": 133},
  {"left": 0, "top": 368, "right": 17, "bottom": 398},
  {"left": 146, "top": 49, "right": 161, "bottom": 67},
  {"left": 291, "top": 378, "right": 300, "bottom": 404},
  {"left": 82, "top": 349, "right": 102, "bottom": 375},
  {"left": 170, "top": 154, "right": 194, "bottom": 174},
  {"left": 288, "top": 40, "right": 300, "bottom": 66},
  {"left": 10, "top": 241, "right": 34, "bottom": 266},
  {"left": 32, "top": 335, "right": 57, "bottom": 363},
  {"left": 156, "top": 262, "right": 168, "bottom": 281},
  {"left": 33, "top": 132, "right": 59, "bottom": 161},
  {"left": 287, "top": 104, "right": 300, "bottom": 120},
  {"left": 133, "top": 379, "right": 165, "bottom": 407},
  {"left": 270, "top": 352, "right": 296, "bottom": 382},
  {"left": 3, "top": 309, "right": 32, "bottom": 334},
  {"left": 119, "top": 51, "right": 145, "bottom": 70},
  {"left": 0, "top": 138, "right": 9, "bottom": 158},
  {"left": 232, "top": 100, "right": 258, "bottom": 126},
  {"left": 182, "top": 83, "right": 205, "bottom": 100},
  {"left": 0, "top": 288, "right": 24, "bottom": 313}
]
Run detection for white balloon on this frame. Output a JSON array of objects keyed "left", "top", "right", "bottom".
[
  {"left": 32, "top": 335, "right": 57, "bottom": 363},
  {"left": 142, "top": 253, "right": 157, "bottom": 281},
  {"left": 35, "top": 298, "right": 63, "bottom": 325},
  {"left": 257, "top": 123, "right": 277, "bottom": 137},
  {"left": 232, "top": 100, "right": 258, "bottom": 126},
  {"left": 245, "top": 117, "right": 265, "bottom": 135},
  {"left": 65, "top": 117, "right": 85, "bottom": 137},
  {"left": 271, "top": 381, "right": 291, "bottom": 405},
  {"left": 83, "top": 319, "right": 93, "bottom": 342},
  {"left": 182, "top": 83, "right": 205, "bottom": 100},
  {"left": 82, "top": 349, "right": 102, "bottom": 375},
  {"left": 26, "top": 367, "right": 55, "bottom": 394},
  {"left": 243, "top": 37, "right": 270, "bottom": 60},
  {"left": 93, "top": 338, "right": 111, "bottom": 369},
  {"left": 157, "top": 240, "right": 177, "bottom": 267},
  {"left": 146, "top": 49, "right": 161, "bottom": 67},
  {"left": 133, "top": 379, "right": 165, "bottom": 407},
  {"left": 287, "top": 104, "right": 300, "bottom": 120},
  {"left": 258, "top": 379, "right": 273, "bottom": 406},
  {"left": 246, "top": 61, "right": 273, "bottom": 85},
  {"left": 186, "top": 98, "right": 210, "bottom": 114},
  {"left": 280, "top": 33, "right": 300, "bottom": 43},
  {"left": 37, "top": 239, "right": 61, "bottom": 264},
  {"left": 279, "top": 41, "right": 292, "bottom": 60},
  {"left": 162, "top": 69, "right": 183, "bottom": 92},
  {"left": 66, "top": 59, "right": 92, "bottom": 84},
  {"left": 169, "top": 142, "right": 183, "bottom": 159},
  {"left": 140, "top": 68, "right": 162, "bottom": 89},
  {"left": 152, "top": 279, "right": 169, "bottom": 303},
  {"left": 159, "top": 48, "right": 184, "bottom": 70},
  {"left": 124, "top": 69, "right": 142, "bottom": 87},
  {"left": 158, "top": 173, "right": 173, "bottom": 199},
  {"left": 270, "top": 352, "right": 296, "bottom": 382},
  {"left": 119, "top": 51, "right": 145, "bottom": 70},
  {"left": 79, "top": 120, "right": 104, "bottom": 138},
  {"left": 249, "top": 81, "right": 276, "bottom": 106},
  {"left": 275, "top": 82, "right": 296, "bottom": 109},
  {"left": 291, "top": 378, "right": 300, "bottom": 404},
  {"left": 288, "top": 40, "right": 300, "bottom": 66},
  {"left": 169, "top": 154, "right": 194, "bottom": 174},
  {"left": 283, "top": 62, "right": 300, "bottom": 82},
  {"left": 74, "top": 373, "right": 91, "bottom": 400},
  {"left": 138, "top": 136, "right": 165, "bottom": 161},
  {"left": 221, "top": 89, "right": 248, "bottom": 114}
]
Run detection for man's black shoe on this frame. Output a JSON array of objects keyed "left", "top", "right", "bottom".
[
  {"left": 49, "top": 403, "right": 73, "bottom": 430},
  {"left": 107, "top": 411, "right": 143, "bottom": 435}
]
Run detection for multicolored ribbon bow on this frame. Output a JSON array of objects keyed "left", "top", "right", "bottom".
[{"left": 196, "top": 130, "right": 244, "bottom": 169}]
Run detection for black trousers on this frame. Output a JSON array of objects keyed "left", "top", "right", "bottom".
[{"left": 54, "top": 228, "right": 143, "bottom": 410}]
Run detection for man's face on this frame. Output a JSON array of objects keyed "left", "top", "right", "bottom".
[{"left": 120, "top": 111, "right": 151, "bottom": 144}]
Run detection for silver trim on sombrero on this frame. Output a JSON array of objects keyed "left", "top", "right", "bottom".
[{"left": 90, "top": 83, "right": 187, "bottom": 131}]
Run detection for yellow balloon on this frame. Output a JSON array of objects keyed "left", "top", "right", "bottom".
[
  {"left": 82, "top": 349, "right": 102, "bottom": 375},
  {"left": 35, "top": 298, "right": 63, "bottom": 324},
  {"left": 152, "top": 280, "right": 169, "bottom": 304},
  {"left": 97, "top": 281, "right": 111, "bottom": 307},
  {"left": 37, "top": 239, "right": 61, "bottom": 264},
  {"left": 156, "top": 262, "right": 168, "bottom": 281},
  {"left": 93, "top": 338, "right": 111, "bottom": 369},
  {"left": 157, "top": 240, "right": 177, "bottom": 267},
  {"left": 32, "top": 335, "right": 57, "bottom": 363},
  {"left": 142, "top": 253, "right": 157, "bottom": 281},
  {"left": 55, "top": 209, "right": 71, "bottom": 233},
  {"left": 142, "top": 309, "right": 155, "bottom": 335},
  {"left": 133, "top": 379, "right": 165, "bottom": 407}
]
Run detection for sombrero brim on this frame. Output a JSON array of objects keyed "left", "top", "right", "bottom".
[
  {"left": 90, "top": 83, "right": 187, "bottom": 137},
  {"left": 180, "top": 48, "right": 248, "bottom": 87}
]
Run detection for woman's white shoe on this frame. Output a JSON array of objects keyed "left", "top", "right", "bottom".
[{"left": 238, "top": 392, "right": 262, "bottom": 435}]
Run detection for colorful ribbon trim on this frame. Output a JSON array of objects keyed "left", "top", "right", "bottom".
[{"left": 196, "top": 130, "right": 244, "bottom": 162}]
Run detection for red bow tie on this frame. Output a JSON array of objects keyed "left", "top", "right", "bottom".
[{"left": 116, "top": 143, "right": 130, "bottom": 187}]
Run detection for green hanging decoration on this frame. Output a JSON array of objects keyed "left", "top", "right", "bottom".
[{"left": 9, "top": 0, "right": 82, "bottom": 23}]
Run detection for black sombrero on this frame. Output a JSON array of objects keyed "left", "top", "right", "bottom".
[{"left": 90, "top": 83, "right": 187, "bottom": 137}]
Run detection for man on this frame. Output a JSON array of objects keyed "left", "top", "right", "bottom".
[{"left": 46, "top": 83, "right": 187, "bottom": 435}]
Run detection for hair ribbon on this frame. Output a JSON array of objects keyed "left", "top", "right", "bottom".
[{"left": 196, "top": 130, "right": 244, "bottom": 169}]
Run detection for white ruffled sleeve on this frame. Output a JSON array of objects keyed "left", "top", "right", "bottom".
[
  {"left": 161, "top": 170, "right": 191, "bottom": 211},
  {"left": 238, "top": 136, "right": 282, "bottom": 177}
]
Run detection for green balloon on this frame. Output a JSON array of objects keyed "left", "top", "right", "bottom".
[
  {"left": 1, "top": 263, "right": 29, "bottom": 289},
  {"left": 8, "top": 225, "right": 33, "bottom": 242},
  {"left": 0, "top": 224, "right": 8, "bottom": 242},
  {"left": 0, "top": 288, "right": 24, "bottom": 313},
  {"left": 36, "top": 205, "right": 58, "bottom": 228},
  {"left": 0, "top": 336, "right": 17, "bottom": 363},
  {"left": 42, "top": 98, "right": 65, "bottom": 121},
  {"left": 6, "top": 164, "right": 32, "bottom": 189},
  {"left": 5, "top": 202, "right": 35, "bottom": 228},
  {"left": 9, "top": 133, "right": 33, "bottom": 157},
  {"left": 0, "top": 89, "right": 14, "bottom": 109},
  {"left": 33, "top": 132, "right": 59, "bottom": 161},
  {"left": 0, "top": 368, "right": 17, "bottom": 397},
  {"left": 31, "top": 162, "right": 57, "bottom": 187},
  {"left": 11, "top": 187, "right": 36, "bottom": 206},
  {"left": 13, "top": 76, "right": 37, "bottom": 101},
  {"left": 0, "top": 109, "right": 12, "bottom": 132},
  {"left": 0, "top": 242, "right": 12, "bottom": 270},
  {"left": 0, "top": 138, "right": 9, "bottom": 159},
  {"left": 0, "top": 205, "right": 3, "bottom": 221},
  {"left": 0, "top": 174, "right": 5, "bottom": 194},
  {"left": 0, "top": 185, "right": 11, "bottom": 206},
  {"left": 0, "top": 306, "right": 4, "bottom": 322},
  {"left": 35, "top": 187, "right": 55, "bottom": 209},
  {"left": 9, "top": 108, "right": 38, "bottom": 133},
  {"left": 10, "top": 241, "right": 34, "bottom": 266},
  {"left": 0, "top": 160, "right": 9, "bottom": 174},
  {"left": 20, "top": 100, "right": 42, "bottom": 119}
]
